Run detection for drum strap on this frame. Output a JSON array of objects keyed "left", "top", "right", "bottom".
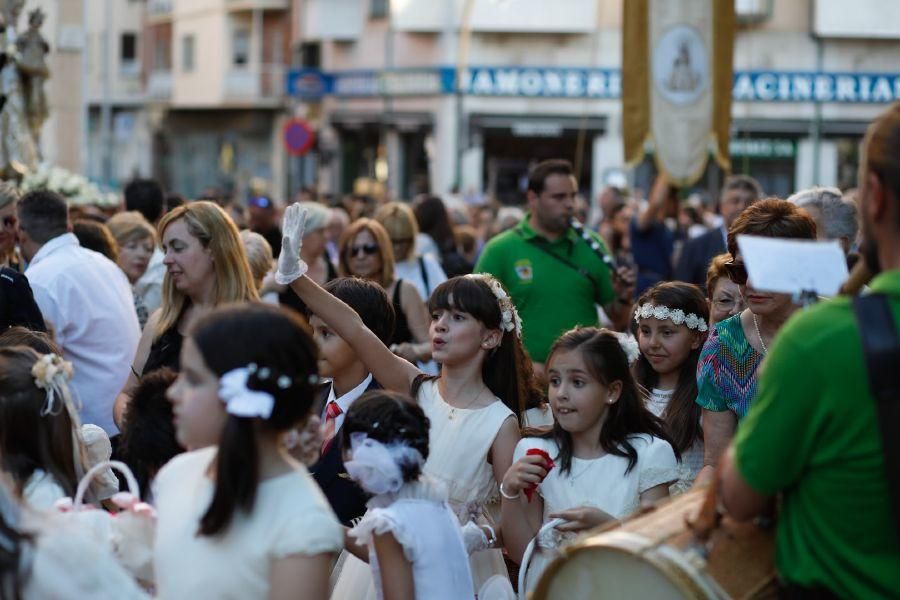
[{"left": 852, "top": 293, "right": 900, "bottom": 540}]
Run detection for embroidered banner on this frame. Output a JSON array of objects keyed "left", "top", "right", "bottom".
[{"left": 623, "top": 0, "right": 734, "bottom": 185}]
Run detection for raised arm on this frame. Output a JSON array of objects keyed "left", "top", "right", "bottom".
[{"left": 278, "top": 205, "right": 420, "bottom": 394}]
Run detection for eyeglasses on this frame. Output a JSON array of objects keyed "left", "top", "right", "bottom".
[
  {"left": 349, "top": 243, "right": 379, "bottom": 257},
  {"left": 1, "top": 216, "right": 15, "bottom": 228},
  {"left": 723, "top": 260, "right": 748, "bottom": 285},
  {"left": 713, "top": 296, "right": 739, "bottom": 310}
]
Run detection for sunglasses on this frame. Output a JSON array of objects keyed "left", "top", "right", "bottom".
[
  {"left": 1, "top": 216, "right": 15, "bottom": 228},
  {"left": 724, "top": 260, "right": 748, "bottom": 285},
  {"left": 349, "top": 243, "right": 379, "bottom": 257}
]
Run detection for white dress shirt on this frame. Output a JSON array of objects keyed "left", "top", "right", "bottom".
[
  {"left": 134, "top": 246, "right": 164, "bottom": 316},
  {"left": 321, "top": 373, "right": 373, "bottom": 434},
  {"left": 26, "top": 233, "right": 141, "bottom": 435}
]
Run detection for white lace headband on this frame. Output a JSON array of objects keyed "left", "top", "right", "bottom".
[
  {"left": 634, "top": 303, "right": 709, "bottom": 332},
  {"left": 464, "top": 274, "right": 523, "bottom": 338}
]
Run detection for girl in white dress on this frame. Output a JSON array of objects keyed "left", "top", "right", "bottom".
[
  {"left": 341, "top": 390, "right": 474, "bottom": 600},
  {"left": 633, "top": 282, "right": 710, "bottom": 493},
  {"left": 500, "top": 327, "right": 680, "bottom": 593},
  {"left": 0, "top": 347, "right": 86, "bottom": 511},
  {"left": 276, "top": 204, "right": 543, "bottom": 596},
  {"left": 154, "top": 303, "right": 343, "bottom": 599}
]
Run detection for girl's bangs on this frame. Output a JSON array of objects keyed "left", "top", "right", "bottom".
[{"left": 428, "top": 277, "right": 493, "bottom": 321}]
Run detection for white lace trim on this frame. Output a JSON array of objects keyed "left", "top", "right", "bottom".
[
  {"left": 639, "top": 466, "right": 680, "bottom": 494},
  {"left": 350, "top": 508, "right": 418, "bottom": 563}
]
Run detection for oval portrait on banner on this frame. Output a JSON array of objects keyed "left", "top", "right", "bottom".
[{"left": 652, "top": 24, "right": 708, "bottom": 106}]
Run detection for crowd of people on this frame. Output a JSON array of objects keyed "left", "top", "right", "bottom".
[{"left": 0, "top": 100, "right": 897, "bottom": 599}]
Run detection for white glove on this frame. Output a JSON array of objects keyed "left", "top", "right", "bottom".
[
  {"left": 461, "top": 520, "right": 490, "bottom": 554},
  {"left": 275, "top": 203, "right": 309, "bottom": 285}
]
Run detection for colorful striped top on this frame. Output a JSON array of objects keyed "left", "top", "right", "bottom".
[{"left": 695, "top": 313, "right": 763, "bottom": 420}]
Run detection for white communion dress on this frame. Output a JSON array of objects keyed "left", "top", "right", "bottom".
[
  {"left": 516, "top": 435, "right": 679, "bottom": 593},
  {"left": 645, "top": 387, "right": 705, "bottom": 494},
  {"left": 331, "top": 379, "right": 515, "bottom": 599}
]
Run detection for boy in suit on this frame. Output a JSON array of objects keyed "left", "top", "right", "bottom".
[{"left": 309, "top": 277, "right": 395, "bottom": 525}]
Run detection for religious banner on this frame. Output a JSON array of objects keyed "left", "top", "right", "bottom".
[{"left": 623, "top": 0, "right": 735, "bottom": 186}]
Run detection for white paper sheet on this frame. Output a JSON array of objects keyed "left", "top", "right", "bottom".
[{"left": 736, "top": 235, "right": 850, "bottom": 297}]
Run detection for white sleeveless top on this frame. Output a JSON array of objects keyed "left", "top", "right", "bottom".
[{"left": 416, "top": 379, "right": 515, "bottom": 510}]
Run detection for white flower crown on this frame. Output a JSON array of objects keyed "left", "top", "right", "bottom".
[
  {"left": 466, "top": 274, "right": 523, "bottom": 338},
  {"left": 634, "top": 303, "right": 709, "bottom": 332}
]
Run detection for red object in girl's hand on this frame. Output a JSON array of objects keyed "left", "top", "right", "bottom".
[{"left": 524, "top": 448, "right": 555, "bottom": 502}]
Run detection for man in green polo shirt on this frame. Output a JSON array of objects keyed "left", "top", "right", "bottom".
[
  {"left": 718, "top": 103, "right": 900, "bottom": 598},
  {"left": 475, "top": 159, "right": 634, "bottom": 369}
]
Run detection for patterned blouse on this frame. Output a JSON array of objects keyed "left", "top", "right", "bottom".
[{"left": 695, "top": 313, "right": 763, "bottom": 420}]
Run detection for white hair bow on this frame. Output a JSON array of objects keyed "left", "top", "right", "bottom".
[
  {"left": 344, "top": 432, "right": 424, "bottom": 495},
  {"left": 219, "top": 367, "right": 274, "bottom": 419}
]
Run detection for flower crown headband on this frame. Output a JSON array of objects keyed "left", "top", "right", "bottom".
[
  {"left": 218, "top": 363, "right": 319, "bottom": 419},
  {"left": 464, "top": 274, "right": 523, "bottom": 338},
  {"left": 31, "top": 354, "right": 77, "bottom": 416},
  {"left": 634, "top": 303, "right": 708, "bottom": 332}
]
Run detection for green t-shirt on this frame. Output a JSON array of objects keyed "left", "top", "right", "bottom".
[
  {"left": 474, "top": 217, "right": 615, "bottom": 363},
  {"left": 735, "top": 270, "right": 900, "bottom": 598}
]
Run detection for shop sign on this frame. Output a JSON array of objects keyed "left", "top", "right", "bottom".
[
  {"left": 729, "top": 138, "right": 796, "bottom": 159},
  {"left": 331, "top": 69, "right": 452, "bottom": 97},
  {"left": 733, "top": 71, "right": 900, "bottom": 103},
  {"left": 287, "top": 67, "right": 900, "bottom": 104},
  {"left": 459, "top": 67, "right": 621, "bottom": 98}
]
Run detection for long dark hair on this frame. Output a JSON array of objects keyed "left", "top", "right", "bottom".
[
  {"left": 425, "top": 275, "right": 544, "bottom": 422},
  {"left": 414, "top": 196, "right": 456, "bottom": 256},
  {"left": 0, "top": 347, "right": 79, "bottom": 498},
  {"left": 545, "top": 328, "right": 679, "bottom": 475},
  {"left": 191, "top": 303, "right": 319, "bottom": 537},
  {"left": 633, "top": 282, "right": 709, "bottom": 454}
]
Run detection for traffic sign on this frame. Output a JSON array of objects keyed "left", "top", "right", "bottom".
[{"left": 283, "top": 119, "right": 316, "bottom": 156}]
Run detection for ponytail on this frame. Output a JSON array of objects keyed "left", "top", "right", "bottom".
[{"left": 198, "top": 418, "right": 258, "bottom": 536}]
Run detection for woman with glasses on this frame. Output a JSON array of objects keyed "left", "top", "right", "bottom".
[
  {"left": 374, "top": 202, "right": 447, "bottom": 303},
  {"left": 705, "top": 253, "right": 746, "bottom": 325},
  {"left": 338, "top": 218, "right": 432, "bottom": 364},
  {"left": 694, "top": 199, "right": 816, "bottom": 485}
]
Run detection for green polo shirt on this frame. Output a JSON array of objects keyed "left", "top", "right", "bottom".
[
  {"left": 735, "top": 269, "right": 900, "bottom": 598},
  {"left": 474, "top": 217, "right": 614, "bottom": 363}
]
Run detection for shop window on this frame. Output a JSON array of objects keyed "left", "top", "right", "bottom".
[{"left": 182, "top": 35, "right": 195, "bottom": 72}]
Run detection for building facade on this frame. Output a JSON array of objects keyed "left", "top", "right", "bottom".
[{"left": 289, "top": 0, "right": 900, "bottom": 203}]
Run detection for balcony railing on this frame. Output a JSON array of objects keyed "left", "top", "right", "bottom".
[
  {"left": 224, "top": 63, "right": 285, "bottom": 101},
  {"left": 226, "top": 0, "right": 290, "bottom": 10},
  {"left": 147, "top": 70, "right": 173, "bottom": 101}
]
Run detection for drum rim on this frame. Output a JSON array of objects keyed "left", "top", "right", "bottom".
[{"left": 530, "top": 530, "right": 717, "bottom": 600}]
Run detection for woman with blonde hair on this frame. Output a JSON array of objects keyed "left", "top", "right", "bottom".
[
  {"left": 113, "top": 201, "right": 258, "bottom": 428},
  {"left": 375, "top": 201, "right": 446, "bottom": 302},
  {"left": 338, "top": 218, "right": 431, "bottom": 364},
  {"left": 107, "top": 211, "right": 159, "bottom": 327}
]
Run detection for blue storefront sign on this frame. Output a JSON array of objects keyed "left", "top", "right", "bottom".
[{"left": 286, "top": 66, "right": 900, "bottom": 104}]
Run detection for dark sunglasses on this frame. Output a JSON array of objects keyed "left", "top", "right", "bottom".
[
  {"left": 349, "top": 243, "right": 379, "bottom": 257},
  {"left": 1, "top": 216, "right": 15, "bottom": 228},
  {"left": 724, "top": 260, "right": 748, "bottom": 285}
]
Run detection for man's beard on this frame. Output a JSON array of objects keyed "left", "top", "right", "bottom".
[{"left": 859, "top": 221, "right": 882, "bottom": 275}]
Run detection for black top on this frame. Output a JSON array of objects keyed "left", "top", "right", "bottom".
[
  {"left": 0, "top": 267, "right": 45, "bottom": 332},
  {"left": 389, "top": 279, "right": 413, "bottom": 346},
  {"left": 143, "top": 322, "right": 182, "bottom": 374}
]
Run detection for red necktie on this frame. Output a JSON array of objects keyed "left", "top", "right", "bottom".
[{"left": 321, "top": 401, "right": 343, "bottom": 455}]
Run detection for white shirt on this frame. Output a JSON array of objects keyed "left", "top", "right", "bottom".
[
  {"left": 395, "top": 254, "right": 447, "bottom": 301},
  {"left": 26, "top": 233, "right": 141, "bottom": 435},
  {"left": 134, "top": 246, "right": 164, "bottom": 316},
  {"left": 322, "top": 373, "right": 373, "bottom": 434}
]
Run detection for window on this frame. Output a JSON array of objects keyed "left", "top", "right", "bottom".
[
  {"left": 120, "top": 32, "right": 137, "bottom": 63},
  {"left": 370, "top": 0, "right": 388, "bottom": 18},
  {"left": 153, "top": 35, "right": 170, "bottom": 71},
  {"left": 182, "top": 34, "right": 194, "bottom": 72},
  {"left": 735, "top": 0, "right": 772, "bottom": 24},
  {"left": 232, "top": 28, "right": 250, "bottom": 66},
  {"left": 299, "top": 42, "right": 320, "bottom": 68}
]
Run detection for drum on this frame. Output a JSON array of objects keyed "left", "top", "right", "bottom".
[{"left": 530, "top": 488, "right": 776, "bottom": 599}]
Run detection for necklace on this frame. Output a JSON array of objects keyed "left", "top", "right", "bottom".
[
  {"left": 752, "top": 312, "right": 768, "bottom": 355},
  {"left": 567, "top": 455, "right": 602, "bottom": 487},
  {"left": 447, "top": 385, "right": 488, "bottom": 420}
]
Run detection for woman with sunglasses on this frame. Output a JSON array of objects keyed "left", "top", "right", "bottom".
[
  {"left": 338, "top": 218, "right": 432, "bottom": 364},
  {"left": 694, "top": 199, "right": 816, "bottom": 486}
]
